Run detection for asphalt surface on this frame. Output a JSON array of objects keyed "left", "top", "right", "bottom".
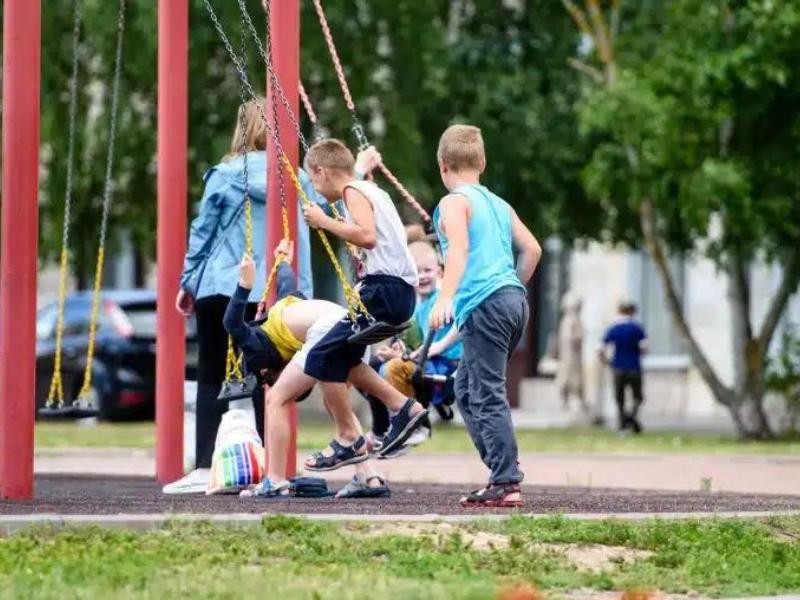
[{"left": 2, "top": 475, "right": 800, "bottom": 516}]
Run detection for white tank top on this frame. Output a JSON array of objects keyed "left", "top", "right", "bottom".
[{"left": 344, "top": 180, "right": 418, "bottom": 286}]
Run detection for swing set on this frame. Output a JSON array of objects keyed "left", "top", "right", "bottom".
[{"left": 0, "top": 0, "right": 431, "bottom": 499}]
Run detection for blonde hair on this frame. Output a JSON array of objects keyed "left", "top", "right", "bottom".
[
  {"left": 227, "top": 97, "right": 268, "bottom": 159},
  {"left": 437, "top": 124, "right": 486, "bottom": 172},
  {"left": 304, "top": 138, "right": 355, "bottom": 174},
  {"left": 408, "top": 240, "right": 437, "bottom": 263},
  {"left": 405, "top": 223, "right": 427, "bottom": 243}
]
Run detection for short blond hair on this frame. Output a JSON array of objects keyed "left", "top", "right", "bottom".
[
  {"left": 437, "top": 124, "right": 485, "bottom": 172},
  {"left": 304, "top": 138, "right": 355, "bottom": 174},
  {"left": 408, "top": 240, "right": 437, "bottom": 264},
  {"left": 405, "top": 223, "right": 426, "bottom": 243}
]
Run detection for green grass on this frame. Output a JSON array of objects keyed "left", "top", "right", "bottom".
[
  {"left": 35, "top": 421, "right": 800, "bottom": 455},
  {"left": 1, "top": 516, "right": 799, "bottom": 598}
]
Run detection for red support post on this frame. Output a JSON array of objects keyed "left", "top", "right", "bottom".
[
  {"left": 155, "top": 0, "right": 188, "bottom": 484},
  {"left": 0, "top": 0, "right": 41, "bottom": 500},
  {"left": 266, "top": 0, "right": 300, "bottom": 477}
]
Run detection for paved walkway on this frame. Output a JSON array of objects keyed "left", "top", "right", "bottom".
[{"left": 34, "top": 448, "right": 800, "bottom": 495}]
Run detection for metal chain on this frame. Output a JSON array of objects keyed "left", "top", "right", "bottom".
[
  {"left": 310, "top": 0, "right": 430, "bottom": 223},
  {"left": 254, "top": 0, "right": 364, "bottom": 281},
  {"left": 237, "top": 0, "right": 309, "bottom": 153},
  {"left": 78, "top": 0, "right": 126, "bottom": 401},
  {"left": 203, "top": 0, "right": 369, "bottom": 323},
  {"left": 47, "top": 0, "right": 83, "bottom": 408},
  {"left": 239, "top": 12, "right": 253, "bottom": 258},
  {"left": 224, "top": 8, "right": 258, "bottom": 383},
  {"left": 238, "top": 0, "right": 290, "bottom": 307}
]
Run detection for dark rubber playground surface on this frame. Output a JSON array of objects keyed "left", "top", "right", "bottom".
[{"left": 2, "top": 475, "right": 800, "bottom": 515}]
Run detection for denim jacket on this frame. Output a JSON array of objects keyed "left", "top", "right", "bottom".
[{"left": 179, "top": 151, "right": 326, "bottom": 300}]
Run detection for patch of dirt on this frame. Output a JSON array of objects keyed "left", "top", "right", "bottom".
[
  {"left": 537, "top": 543, "right": 652, "bottom": 573},
  {"left": 360, "top": 522, "right": 651, "bottom": 572},
  {"left": 360, "top": 522, "right": 510, "bottom": 551}
]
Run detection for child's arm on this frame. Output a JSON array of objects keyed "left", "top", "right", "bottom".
[
  {"left": 411, "top": 324, "right": 460, "bottom": 359},
  {"left": 430, "top": 325, "right": 460, "bottom": 357},
  {"left": 272, "top": 239, "right": 301, "bottom": 300},
  {"left": 223, "top": 255, "right": 260, "bottom": 348},
  {"left": 430, "top": 194, "right": 471, "bottom": 329},
  {"left": 511, "top": 209, "right": 542, "bottom": 285},
  {"left": 302, "top": 187, "right": 376, "bottom": 249}
]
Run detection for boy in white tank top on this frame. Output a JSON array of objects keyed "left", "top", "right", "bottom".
[{"left": 256, "top": 141, "right": 428, "bottom": 494}]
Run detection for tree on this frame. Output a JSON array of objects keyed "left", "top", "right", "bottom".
[
  {"left": 565, "top": 0, "right": 800, "bottom": 437},
  {"left": 33, "top": 1, "right": 589, "bottom": 284}
]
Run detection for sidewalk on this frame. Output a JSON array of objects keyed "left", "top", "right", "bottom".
[{"left": 34, "top": 448, "right": 800, "bottom": 495}]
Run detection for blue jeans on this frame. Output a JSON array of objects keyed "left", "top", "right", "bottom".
[{"left": 455, "top": 286, "right": 528, "bottom": 485}]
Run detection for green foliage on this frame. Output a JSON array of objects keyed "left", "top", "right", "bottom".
[
  {"left": 766, "top": 326, "right": 800, "bottom": 433},
  {"left": 36, "top": 1, "right": 590, "bottom": 283},
  {"left": 579, "top": 0, "right": 800, "bottom": 264}
]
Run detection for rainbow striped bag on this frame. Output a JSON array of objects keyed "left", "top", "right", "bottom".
[{"left": 207, "top": 409, "right": 265, "bottom": 495}]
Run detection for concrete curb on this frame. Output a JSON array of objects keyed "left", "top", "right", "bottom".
[{"left": 2, "top": 509, "right": 799, "bottom": 534}]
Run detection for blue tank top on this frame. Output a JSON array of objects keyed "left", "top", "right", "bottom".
[{"left": 433, "top": 184, "right": 525, "bottom": 328}]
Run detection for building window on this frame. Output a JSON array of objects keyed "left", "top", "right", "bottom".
[{"left": 630, "top": 251, "right": 687, "bottom": 357}]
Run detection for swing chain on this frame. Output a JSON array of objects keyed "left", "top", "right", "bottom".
[
  {"left": 78, "top": 0, "right": 126, "bottom": 402},
  {"left": 224, "top": 14, "right": 258, "bottom": 385},
  {"left": 310, "top": 0, "right": 431, "bottom": 223},
  {"left": 203, "top": 0, "right": 370, "bottom": 324},
  {"left": 47, "top": 0, "right": 83, "bottom": 408},
  {"left": 238, "top": 0, "right": 309, "bottom": 153}
]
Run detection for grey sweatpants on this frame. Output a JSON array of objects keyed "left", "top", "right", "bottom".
[{"left": 455, "top": 286, "right": 528, "bottom": 485}]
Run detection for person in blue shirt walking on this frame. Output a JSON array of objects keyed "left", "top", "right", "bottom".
[
  {"left": 164, "top": 98, "right": 379, "bottom": 495},
  {"left": 429, "top": 124, "right": 542, "bottom": 508},
  {"left": 600, "top": 301, "right": 648, "bottom": 434}
]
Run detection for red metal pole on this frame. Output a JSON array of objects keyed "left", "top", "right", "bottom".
[
  {"left": 0, "top": 0, "right": 40, "bottom": 500},
  {"left": 267, "top": 0, "right": 300, "bottom": 477},
  {"left": 155, "top": 0, "right": 188, "bottom": 484}
]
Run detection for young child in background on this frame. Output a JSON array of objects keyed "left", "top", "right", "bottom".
[
  {"left": 599, "top": 301, "right": 648, "bottom": 434},
  {"left": 363, "top": 240, "right": 462, "bottom": 452},
  {"left": 429, "top": 124, "right": 542, "bottom": 508}
]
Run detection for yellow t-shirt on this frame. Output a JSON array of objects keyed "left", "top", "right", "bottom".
[{"left": 260, "top": 295, "right": 304, "bottom": 360}]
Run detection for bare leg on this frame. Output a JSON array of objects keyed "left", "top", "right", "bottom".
[
  {"left": 321, "top": 382, "right": 362, "bottom": 442},
  {"left": 354, "top": 460, "right": 382, "bottom": 487},
  {"left": 304, "top": 384, "right": 367, "bottom": 470},
  {"left": 265, "top": 363, "right": 315, "bottom": 482},
  {"left": 348, "top": 362, "right": 424, "bottom": 416}
]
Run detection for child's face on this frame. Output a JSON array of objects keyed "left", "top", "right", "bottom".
[
  {"left": 307, "top": 166, "right": 339, "bottom": 202},
  {"left": 415, "top": 253, "right": 441, "bottom": 297}
]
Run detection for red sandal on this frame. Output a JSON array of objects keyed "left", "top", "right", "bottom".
[{"left": 460, "top": 483, "right": 523, "bottom": 508}]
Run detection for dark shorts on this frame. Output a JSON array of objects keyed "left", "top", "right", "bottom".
[{"left": 304, "top": 275, "right": 416, "bottom": 383}]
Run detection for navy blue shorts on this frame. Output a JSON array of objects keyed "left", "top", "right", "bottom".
[{"left": 304, "top": 275, "right": 416, "bottom": 383}]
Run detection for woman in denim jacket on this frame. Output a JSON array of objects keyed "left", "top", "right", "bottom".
[{"left": 164, "top": 99, "right": 377, "bottom": 494}]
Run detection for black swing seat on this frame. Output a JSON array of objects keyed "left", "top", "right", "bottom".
[
  {"left": 348, "top": 320, "right": 410, "bottom": 345},
  {"left": 217, "top": 374, "right": 259, "bottom": 403},
  {"left": 38, "top": 400, "right": 100, "bottom": 420}
]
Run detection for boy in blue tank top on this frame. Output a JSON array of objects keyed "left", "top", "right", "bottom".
[{"left": 430, "top": 124, "right": 542, "bottom": 508}]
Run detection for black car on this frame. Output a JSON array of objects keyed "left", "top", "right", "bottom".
[{"left": 35, "top": 290, "right": 198, "bottom": 420}]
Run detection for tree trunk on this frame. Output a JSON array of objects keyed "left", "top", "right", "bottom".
[{"left": 639, "top": 199, "right": 776, "bottom": 438}]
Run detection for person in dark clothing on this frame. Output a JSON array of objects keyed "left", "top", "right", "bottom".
[{"left": 599, "top": 301, "right": 648, "bottom": 434}]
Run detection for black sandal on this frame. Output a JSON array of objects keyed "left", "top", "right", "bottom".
[
  {"left": 460, "top": 483, "right": 523, "bottom": 508},
  {"left": 304, "top": 437, "right": 369, "bottom": 472},
  {"left": 336, "top": 475, "right": 391, "bottom": 499}
]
